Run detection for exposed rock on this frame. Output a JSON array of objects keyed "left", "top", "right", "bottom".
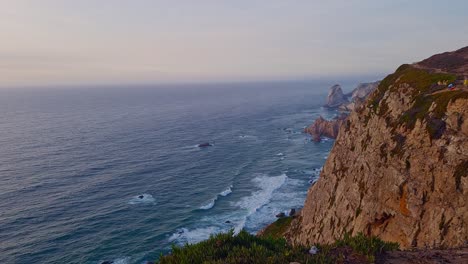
[
  {"left": 305, "top": 114, "right": 347, "bottom": 141},
  {"left": 308, "top": 245, "right": 319, "bottom": 255},
  {"left": 350, "top": 81, "right": 380, "bottom": 101},
  {"left": 288, "top": 46, "right": 468, "bottom": 250},
  {"left": 276, "top": 212, "right": 286, "bottom": 218},
  {"left": 289, "top": 208, "right": 296, "bottom": 216},
  {"left": 325, "top": 84, "right": 348, "bottom": 108},
  {"left": 340, "top": 82, "right": 380, "bottom": 111}
]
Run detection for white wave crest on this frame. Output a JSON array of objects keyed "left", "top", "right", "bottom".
[
  {"left": 169, "top": 227, "right": 221, "bottom": 245},
  {"left": 199, "top": 185, "right": 233, "bottom": 210},
  {"left": 219, "top": 185, "right": 233, "bottom": 196},
  {"left": 233, "top": 174, "right": 287, "bottom": 233},
  {"left": 199, "top": 199, "right": 216, "bottom": 210}
]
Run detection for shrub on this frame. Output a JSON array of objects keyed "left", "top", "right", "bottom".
[{"left": 156, "top": 230, "right": 399, "bottom": 264}]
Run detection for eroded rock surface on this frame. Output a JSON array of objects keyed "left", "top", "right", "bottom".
[
  {"left": 288, "top": 47, "right": 468, "bottom": 250},
  {"left": 305, "top": 114, "right": 347, "bottom": 141}
]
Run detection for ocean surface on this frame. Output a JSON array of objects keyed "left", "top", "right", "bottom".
[{"left": 0, "top": 81, "right": 345, "bottom": 264}]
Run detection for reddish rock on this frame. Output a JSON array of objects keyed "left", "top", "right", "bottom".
[{"left": 305, "top": 114, "right": 347, "bottom": 141}]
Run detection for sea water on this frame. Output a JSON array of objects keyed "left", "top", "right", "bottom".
[{"left": 0, "top": 81, "right": 343, "bottom": 263}]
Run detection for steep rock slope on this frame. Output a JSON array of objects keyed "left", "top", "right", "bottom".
[{"left": 288, "top": 47, "right": 468, "bottom": 249}]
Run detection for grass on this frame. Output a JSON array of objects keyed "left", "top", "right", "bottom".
[
  {"left": 399, "top": 89, "right": 468, "bottom": 139},
  {"left": 366, "top": 63, "right": 466, "bottom": 140},
  {"left": 258, "top": 217, "right": 293, "bottom": 239},
  {"left": 156, "top": 230, "right": 399, "bottom": 264},
  {"left": 368, "top": 64, "right": 457, "bottom": 115}
]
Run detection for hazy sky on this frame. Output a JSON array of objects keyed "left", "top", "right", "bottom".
[{"left": 1, "top": 0, "right": 467, "bottom": 87}]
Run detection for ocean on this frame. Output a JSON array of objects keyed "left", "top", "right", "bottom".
[{"left": 0, "top": 81, "right": 344, "bottom": 264}]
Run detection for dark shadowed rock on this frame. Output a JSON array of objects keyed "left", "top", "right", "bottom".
[
  {"left": 289, "top": 208, "right": 296, "bottom": 216},
  {"left": 276, "top": 212, "right": 286, "bottom": 218}
]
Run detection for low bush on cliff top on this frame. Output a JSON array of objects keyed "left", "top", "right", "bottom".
[
  {"left": 258, "top": 216, "right": 293, "bottom": 239},
  {"left": 368, "top": 64, "right": 457, "bottom": 113},
  {"left": 156, "top": 230, "right": 399, "bottom": 264}
]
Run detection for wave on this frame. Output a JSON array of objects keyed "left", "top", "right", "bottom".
[
  {"left": 219, "top": 185, "right": 232, "bottom": 196},
  {"left": 128, "top": 193, "right": 156, "bottom": 205},
  {"left": 168, "top": 226, "right": 221, "bottom": 245},
  {"left": 171, "top": 174, "right": 305, "bottom": 245},
  {"left": 199, "top": 185, "right": 233, "bottom": 210},
  {"left": 233, "top": 173, "right": 287, "bottom": 233},
  {"left": 199, "top": 199, "right": 216, "bottom": 210},
  {"left": 98, "top": 257, "right": 130, "bottom": 264}
]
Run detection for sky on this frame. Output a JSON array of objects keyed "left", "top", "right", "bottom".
[{"left": 1, "top": 0, "right": 467, "bottom": 87}]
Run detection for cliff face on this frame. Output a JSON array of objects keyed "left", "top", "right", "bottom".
[{"left": 288, "top": 47, "right": 468, "bottom": 249}]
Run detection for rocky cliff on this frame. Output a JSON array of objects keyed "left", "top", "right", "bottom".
[
  {"left": 305, "top": 114, "right": 347, "bottom": 141},
  {"left": 340, "top": 81, "right": 380, "bottom": 111},
  {"left": 288, "top": 47, "right": 468, "bottom": 249}
]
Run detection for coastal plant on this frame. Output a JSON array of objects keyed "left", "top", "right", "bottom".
[{"left": 156, "top": 229, "right": 399, "bottom": 264}]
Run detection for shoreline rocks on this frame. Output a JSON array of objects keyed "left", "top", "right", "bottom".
[{"left": 304, "top": 114, "right": 347, "bottom": 141}]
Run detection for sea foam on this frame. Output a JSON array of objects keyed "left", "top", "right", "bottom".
[
  {"left": 168, "top": 226, "right": 221, "bottom": 245},
  {"left": 199, "top": 185, "right": 233, "bottom": 210},
  {"left": 233, "top": 173, "right": 287, "bottom": 233}
]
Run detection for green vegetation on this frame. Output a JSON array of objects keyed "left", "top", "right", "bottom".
[
  {"left": 258, "top": 217, "right": 293, "bottom": 239},
  {"left": 366, "top": 63, "right": 466, "bottom": 140},
  {"left": 368, "top": 64, "right": 457, "bottom": 115},
  {"left": 156, "top": 230, "right": 399, "bottom": 264},
  {"left": 399, "top": 89, "right": 468, "bottom": 139},
  {"left": 334, "top": 232, "right": 399, "bottom": 262}
]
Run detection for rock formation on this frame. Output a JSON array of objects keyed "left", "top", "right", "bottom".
[
  {"left": 288, "top": 47, "right": 468, "bottom": 249},
  {"left": 305, "top": 114, "right": 347, "bottom": 141},
  {"left": 325, "top": 84, "right": 348, "bottom": 108},
  {"left": 340, "top": 81, "right": 380, "bottom": 111},
  {"left": 350, "top": 81, "right": 380, "bottom": 101}
]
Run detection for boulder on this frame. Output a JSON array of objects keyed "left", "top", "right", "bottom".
[
  {"left": 275, "top": 212, "right": 286, "bottom": 218},
  {"left": 289, "top": 208, "right": 296, "bottom": 216}
]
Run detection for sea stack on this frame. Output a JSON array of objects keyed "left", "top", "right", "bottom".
[{"left": 325, "top": 84, "right": 348, "bottom": 108}]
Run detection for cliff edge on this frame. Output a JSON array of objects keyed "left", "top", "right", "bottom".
[{"left": 288, "top": 47, "right": 468, "bottom": 249}]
